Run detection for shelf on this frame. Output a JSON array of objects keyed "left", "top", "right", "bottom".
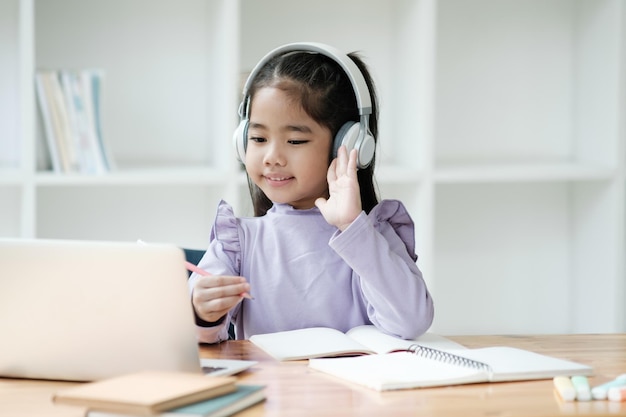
[
  {"left": 433, "top": 162, "right": 617, "bottom": 184},
  {"left": 434, "top": 0, "right": 622, "bottom": 168},
  {"left": 0, "top": 168, "right": 24, "bottom": 185},
  {"left": 34, "top": 0, "right": 238, "bottom": 173},
  {"left": 33, "top": 166, "right": 243, "bottom": 186}
]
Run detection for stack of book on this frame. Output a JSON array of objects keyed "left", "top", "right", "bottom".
[
  {"left": 52, "top": 370, "right": 265, "bottom": 417},
  {"left": 35, "top": 69, "right": 113, "bottom": 174}
]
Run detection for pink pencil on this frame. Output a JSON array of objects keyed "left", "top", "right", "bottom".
[{"left": 185, "top": 261, "right": 254, "bottom": 300}]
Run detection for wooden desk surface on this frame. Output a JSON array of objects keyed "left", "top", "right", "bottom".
[{"left": 1, "top": 334, "right": 625, "bottom": 416}]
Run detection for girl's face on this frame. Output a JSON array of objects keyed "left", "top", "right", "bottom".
[{"left": 245, "top": 87, "right": 332, "bottom": 209}]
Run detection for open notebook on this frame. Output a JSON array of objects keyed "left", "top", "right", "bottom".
[
  {"left": 309, "top": 344, "right": 593, "bottom": 391},
  {"left": 249, "top": 325, "right": 466, "bottom": 361},
  {"left": 0, "top": 238, "right": 203, "bottom": 381}
]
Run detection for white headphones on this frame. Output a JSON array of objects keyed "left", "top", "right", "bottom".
[{"left": 233, "top": 42, "right": 376, "bottom": 169}]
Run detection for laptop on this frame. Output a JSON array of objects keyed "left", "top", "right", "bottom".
[{"left": 0, "top": 238, "right": 203, "bottom": 381}]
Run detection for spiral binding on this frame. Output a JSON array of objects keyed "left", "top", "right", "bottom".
[{"left": 408, "top": 344, "right": 493, "bottom": 376}]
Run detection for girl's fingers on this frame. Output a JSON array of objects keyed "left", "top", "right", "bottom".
[
  {"left": 191, "top": 275, "right": 251, "bottom": 323},
  {"left": 334, "top": 146, "right": 358, "bottom": 178},
  {"left": 204, "top": 295, "right": 242, "bottom": 312},
  {"left": 197, "top": 275, "right": 246, "bottom": 288},
  {"left": 336, "top": 145, "right": 348, "bottom": 174},
  {"left": 194, "top": 276, "right": 250, "bottom": 301},
  {"left": 346, "top": 148, "right": 357, "bottom": 177},
  {"left": 326, "top": 158, "right": 338, "bottom": 183}
]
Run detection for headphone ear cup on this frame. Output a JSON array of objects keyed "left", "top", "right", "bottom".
[
  {"left": 233, "top": 119, "right": 249, "bottom": 164},
  {"left": 334, "top": 122, "right": 375, "bottom": 169},
  {"left": 333, "top": 121, "right": 358, "bottom": 158},
  {"left": 357, "top": 132, "right": 375, "bottom": 169}
]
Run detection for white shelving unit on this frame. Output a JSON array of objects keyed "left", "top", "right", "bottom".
[{"left": 1, "top": 0, "right": 624, "bottom": 335}]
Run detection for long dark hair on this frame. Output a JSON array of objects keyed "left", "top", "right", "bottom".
[{"left": 245, "top": 49, "right": 379, "bottom": 217}]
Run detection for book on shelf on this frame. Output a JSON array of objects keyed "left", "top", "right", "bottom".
[
  {"left": 87, "top": 384, "right": 266, "bottom": 417},
  {"left": 34, "top": 71, "right": 59, "bottom": 172},
  {"left": 35, "top": 70, "right": 76, "bottom": 173},
  {"left": 248, "top": 324, "right": 467, "bottom": 361},
  {"left": 60, "top": 70, "right": 110, "bottom": 174},
  {"left": 52, "top": 371, "right": 237, "bottom": 416},
  {"left": 88, "top": 69, "right": 115, "bottom": 171},
  {"left": 35, "top": 69, "right": 113, "bottom": 174},
  {"left": 308, "top": 344, "right": 593, "bottom": 392}
]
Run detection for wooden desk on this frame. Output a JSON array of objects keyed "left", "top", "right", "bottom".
[{"left": 1, "top": 334, "right": 625, "bottom": 416}]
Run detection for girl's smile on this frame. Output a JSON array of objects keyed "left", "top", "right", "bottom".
[{"left": 263, "top": 174, "right": 294, "bottom": 187}]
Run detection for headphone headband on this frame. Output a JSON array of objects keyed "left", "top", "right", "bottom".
[
  {"left": 234, "top": 42, "right": 376, "bottom": 169},
  {"left": 239, "top": 42, "right": 372, "bottom": 117}
]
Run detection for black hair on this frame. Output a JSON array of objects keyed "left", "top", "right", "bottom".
[{"left": 245, "top": 49, "right": 379, "bottom": 217}]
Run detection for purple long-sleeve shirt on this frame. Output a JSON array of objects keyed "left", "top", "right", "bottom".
[{"left": 189, "top": 199, "right": 434, "bottom": 343}]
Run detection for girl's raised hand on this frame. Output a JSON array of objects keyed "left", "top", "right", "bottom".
[
  {"left": 315, "top": 145, "right": 362, "bottom": 231},
  {"left": 192, "top": 275, "right": 251, "bottom": 323}
]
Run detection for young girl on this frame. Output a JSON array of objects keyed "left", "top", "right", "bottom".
[{"left": 190, "top": 42, "right": 434, "bottom": 343}]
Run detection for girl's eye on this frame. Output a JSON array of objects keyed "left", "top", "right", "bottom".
[
  {"left": 249, "top": 136, "right": 266, "bottom": 143},
  {"left": 288, "top": 140, "right": 309, "bottom": 145}
]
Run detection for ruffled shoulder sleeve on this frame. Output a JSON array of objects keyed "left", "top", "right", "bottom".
[
  {"left": 208, "top": 200, "right": 242, "bottom": 273},
  {"left": 368, "top": 199, "right": 417, "bottom": 261}
]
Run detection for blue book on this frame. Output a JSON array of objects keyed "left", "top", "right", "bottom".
[{"left": 88, "top": 385, "right": 265, "bottom": 417}]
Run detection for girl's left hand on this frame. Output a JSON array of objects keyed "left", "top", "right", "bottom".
[{"left": 315, "top": 145, "right": 362, "bottom": 231}]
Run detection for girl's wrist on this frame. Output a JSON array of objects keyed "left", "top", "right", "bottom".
[
  {"left": 337, "top": 213, "right": 360, "bottom": 232},
  {"left": 194, "top": 312, "right": 226, "bottom": 328}
]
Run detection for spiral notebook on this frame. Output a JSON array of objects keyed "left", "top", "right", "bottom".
[{"left": 309, "top": 344, "right": 593, "bottom": 391}]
